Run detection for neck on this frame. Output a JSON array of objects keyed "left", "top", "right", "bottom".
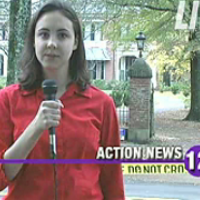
[{"left": 56, "top": 78, "right": 72, "bottom": 99}]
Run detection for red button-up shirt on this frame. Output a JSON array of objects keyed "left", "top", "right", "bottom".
[{"left": 0, "top": 83, "right": 125, "bottom": 200}]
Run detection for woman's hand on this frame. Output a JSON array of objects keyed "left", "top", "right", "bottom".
[{"left": 34, "top": 100, "right": 64, "bottom": 132}]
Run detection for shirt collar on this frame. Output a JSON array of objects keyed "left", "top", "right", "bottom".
[{"left": 20, "top": 83, "right": 92, "bottom": 99}]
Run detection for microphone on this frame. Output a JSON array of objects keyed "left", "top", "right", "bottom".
[{"left": 42, "top": 79, "right": 58, "bottom": 159}]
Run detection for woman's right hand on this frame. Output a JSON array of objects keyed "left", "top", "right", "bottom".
[{"left": 34, "top": 100, "right": 64, "bottom": 132}]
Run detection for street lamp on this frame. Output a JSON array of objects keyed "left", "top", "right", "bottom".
[{"left": 136, "top": 31, "right": 146, "bottom": 58}]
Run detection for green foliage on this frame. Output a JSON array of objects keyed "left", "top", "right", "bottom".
[
  {"left": 107, "top": 80, "right": 130, "bottom": 107},
  {"left": 106, "top": 80, "right": 129, "bottom": 90},
  {"left": 92, "top": 79, "right": 108, "bottom": 90},
  {"left": 160, "top": 81, "right": 191, "bottom": 97},
  {"left": 123, "top": 89, "right": 130, "bottom": 107},
  {"left": 181, "top": 83, "right": 191, "bottom": 97},
  {"left": 159, "top": 83, "right": 171, "bottom": 93},
  {"left": 170, "top": 83, "right": 180, "bottom": 95},
  {"left": 0, "top": 77, "right": 6, "bottom": 89},
  {"left": 92, "top": 79, "right": 130, "bottom": 91},
  {"left": 91, "top": 79, "right": 130, "bottom": 107},
  {"left": 110, "top": 90, "right": 124, "bottom": 108}
]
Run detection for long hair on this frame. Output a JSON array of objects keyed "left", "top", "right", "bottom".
[{"left": 18, "top": 0, "right": 90, "bottom": 90}]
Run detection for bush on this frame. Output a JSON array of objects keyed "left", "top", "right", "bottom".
[
  {"left": 159, "top": 83, "right": 171, "bottom": 93},
  {"left": 110, "top": 90, "right": 124, "bottom": 108},
  {"left": 106, "top": 80, "right": 120, "bottom": 90},
  {"left": 171, "top": 83, "right": 180, "bottom": 95},
  {"left": 123, "top": 90, "right": 130, "bottom": 107},
  {"left": 92, "top": 79, "right": 108, "bottom": 90},
  {"left": 183, "top": 90, "right": 190, "bottom": 97},
  {"left": 0, "top": 77, "right": 6, "bottom": 89},
  {"left": 170, "top": 82, "right": 190, "bottom": 96},
  {"left": 181, "top": 84, "right": 190, "bottom": 97}
]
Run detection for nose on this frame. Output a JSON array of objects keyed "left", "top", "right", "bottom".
[{"left": 47, "top": 37, "right": 57, "bottom": 49}]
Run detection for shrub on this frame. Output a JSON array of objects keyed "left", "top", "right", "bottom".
[
  {"left": 181, "top": 84, "right": 190, "bottom": 97},
  {"left": 159, "top": 83, "right": 171, "bottom": 93},
  {"left": 171, "top": 83, "right": 180, "bottom": 95},
  {"left": 92, "top": 79, "right": 108, "bottom": 90},
  {"left": 110, "top": 90, "right": 123, "bottom": 108},
  {"left": 123, "top": 90, "right": 130, "bottom": 107},
  {"left": 183, "top": 90, "right": 190, "bottom": 97},
  {"left": 106, "top": 80, "right": 121, "bottom": 90},
  {"left": 0, "top": 77, "right": 6, "bottom": 89}
]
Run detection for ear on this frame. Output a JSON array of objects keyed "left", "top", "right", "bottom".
[{"left": 73, "top": 37, "right": 78, "bottom": 50}]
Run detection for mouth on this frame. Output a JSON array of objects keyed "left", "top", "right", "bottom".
[
  {"left": 44, "top": 54, "right": 59, "bottom": 58},
  {"left": 45, "top": 67, "right": 57, "bottom": 72}
]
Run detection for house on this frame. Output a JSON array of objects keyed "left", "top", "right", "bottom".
[{"left": 0, "top": 0, "right": 157, "bottom": 87}]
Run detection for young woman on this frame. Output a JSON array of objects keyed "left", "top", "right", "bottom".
[{"left": 0, "top": 1, "right": 125, "bottom": 199}]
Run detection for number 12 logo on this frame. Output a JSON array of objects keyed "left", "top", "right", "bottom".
[{"left": 185, "top": 146, "right": 200, "bottom": 177}]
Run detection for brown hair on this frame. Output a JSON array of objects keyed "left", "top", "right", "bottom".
[{"left": 18, "top": 0, "right": 90, "bottom": 90}]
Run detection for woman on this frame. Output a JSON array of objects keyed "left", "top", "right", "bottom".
[{"left": 0, "top": 1, "right": 125, "bottom": 199}]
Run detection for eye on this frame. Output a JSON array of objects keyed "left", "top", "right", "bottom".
[
  {"left": 58, "top": 32, "right": 68, "bottom": 39},
  {"left": 39, "top": 32, "right": 49, "bottom": 39}
]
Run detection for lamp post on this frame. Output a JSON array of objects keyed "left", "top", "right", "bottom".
[{"left": 135, "top": 31, "right": 146, "bottom": 58}]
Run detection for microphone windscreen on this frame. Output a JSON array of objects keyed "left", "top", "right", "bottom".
[{"left": 42, "top": 79, "right": 58, "bottom": 96}]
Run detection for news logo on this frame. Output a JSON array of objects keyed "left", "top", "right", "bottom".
[
  {"left": 96, "top": 145, "right": 200, "bottom": 176},
  {"left": 96, "top": 146, "right": 183, "bottom": 160},
  {"left": 185, "top": 145, "right": 200, "bottom": 177}
]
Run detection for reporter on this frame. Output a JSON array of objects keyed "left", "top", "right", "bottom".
[{"left": 0, "top": 1, "right": 125, "bottom": 199}]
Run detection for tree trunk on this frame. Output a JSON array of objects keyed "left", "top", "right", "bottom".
[
  {"left": 185, "top": 51, "right": 200, "bottom": 121},
  {"left": 185, "top": 3, "right": 200, "bottom": 122},
  {"left": 7, "top": 0, "right": 31, "bottom": 86},
  {"left": 7, "top": 0, "right": 20, "bottom": 86}
]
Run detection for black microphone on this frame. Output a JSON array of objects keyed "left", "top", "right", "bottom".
[{"left": 42, "top": 79, "right": 58, "bottom": 159}]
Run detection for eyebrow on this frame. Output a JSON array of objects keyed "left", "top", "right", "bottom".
[
  {"left": 57, "top": 29, "right": 69, "bottom": 32},
  {"left": 37, "top": 28, "right": 69, "bottom": 32}
]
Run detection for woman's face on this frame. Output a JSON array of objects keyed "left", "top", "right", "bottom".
[{"left": 34, "top": 11, "right": 77, "bottom": 77}]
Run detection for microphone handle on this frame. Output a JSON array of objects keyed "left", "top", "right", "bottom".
[
  {"left": 46, "top": 93, "right": 57, "bottom": 160},
  {"left": 49, "top": 127, "right": 57, "bottom": 159}
]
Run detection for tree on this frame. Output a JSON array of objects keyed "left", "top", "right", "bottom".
[
  {"left": 0, "top": 0, "right": 10, "bottom": 56},
  {"left": 4, "top": 0, "right": 200, "bottom": 121},
  {"left": 98, "top": 0, "right": 200, "bottom": 121},
  {"left": 7, "top": 0, "right": 31, "bottom": 85}
]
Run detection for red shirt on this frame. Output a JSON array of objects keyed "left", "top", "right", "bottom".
[{"left": 0, "top": 83, "right": 125, "bottom": 200}]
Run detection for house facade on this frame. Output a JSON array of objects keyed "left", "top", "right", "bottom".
[{"left": 0, "top": 0, "right": 157, "bottom": 86}]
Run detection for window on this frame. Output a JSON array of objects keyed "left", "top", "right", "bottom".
[
  {"left": 82, "top": 24, "right": 85, "bottom": 40},
  {"left": 88, "top": 61, "right": 97, "bottom": 80},
  {"left": 88, "top": 61, "right": 105, "bottom": 80},
  {"left": 0, "top": 29, "right": 7, "bottom": 41},
  {"left": 93, "top": 64, "right": 96, "bottom": 79},
  {"left": 101, "top": 61, "right": 105, "bottom": 79},
  {"left": 91, "top": 23, "right": 95, "bottom": 41},
  {"left": 2, "top": 29, "right": 6, "bottom": 40},
  {"left": 100, "top": 25, "right": 104, "bottom": 41},
  {"left": 0, "top": 30, "right": 3, "bottom": 40},
  {"left": 119, "top": 56, "right": 136, "bottom": 80},
  {"left": 0, "top": 55, "right": 4, "bottom": 76}
]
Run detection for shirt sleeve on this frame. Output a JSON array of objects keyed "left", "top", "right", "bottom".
[
  {"left": 99, "top": 97, "right": 125, "bottom": 200},
  {"left": 0, "top": 89, "right": 14, "bottom": 190}
]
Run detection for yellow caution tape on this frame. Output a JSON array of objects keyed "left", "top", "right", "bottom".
[{"left": 122, "top": 163, "right": 188, "bottom": 174}]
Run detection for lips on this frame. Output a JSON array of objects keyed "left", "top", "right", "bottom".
[{"left": 45, "top": 54, "right": 59, "bottom": 58}]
